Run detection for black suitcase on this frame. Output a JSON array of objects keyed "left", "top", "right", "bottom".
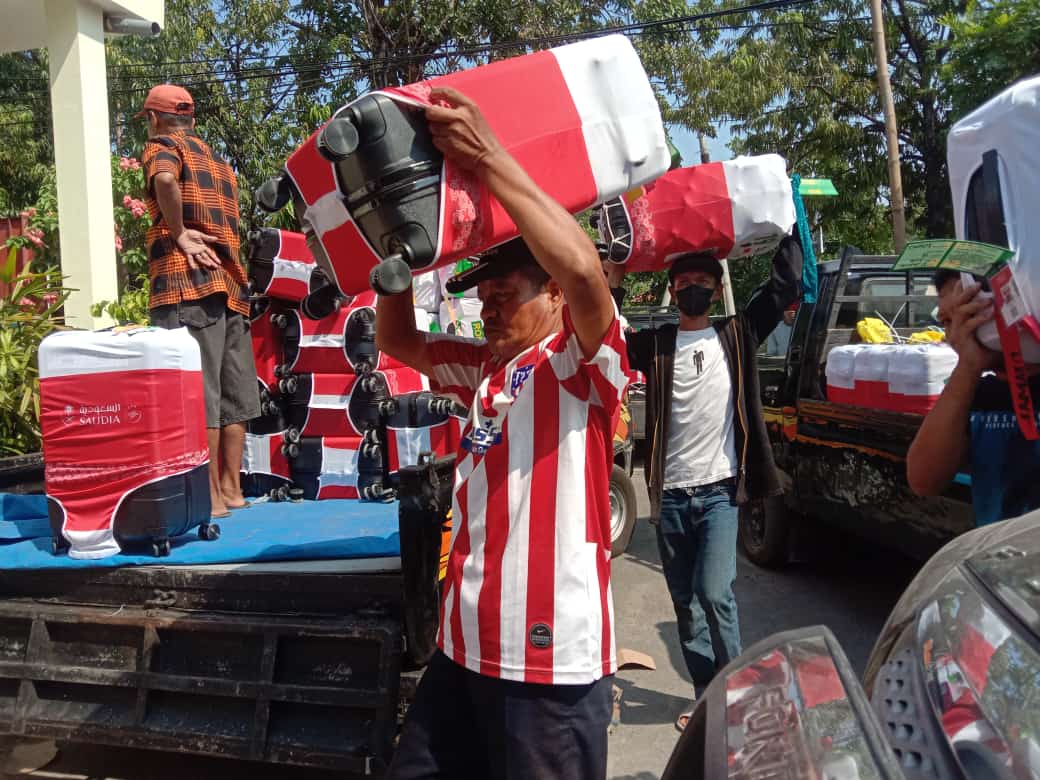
[
  {"left": 49, "top": 464, "right": 217, "bottom": 558},
  {"left": 258, "top": 93, "right": 442, "bottom": 296},
  {"left": 276, "top": 306, "right": 393, "bottom": 379},
  {"left": 285, "top": 372, "right": 399, "bottom": 441},
  {"left": 246, "top": 227, "right": 324, "bottom": 303},
  {"left": 290, "top": 435, "right": 392, "bottom": 502}
]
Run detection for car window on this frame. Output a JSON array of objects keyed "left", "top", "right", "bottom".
[{"left": 835, "top": 275, "right": 939, "bottom": 328}]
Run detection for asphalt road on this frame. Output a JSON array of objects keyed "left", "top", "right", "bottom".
[{"left": 2, "top": 471, "right": 921, "bottom": 780}]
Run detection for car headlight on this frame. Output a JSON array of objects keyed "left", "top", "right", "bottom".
[
  {"left": 872, "top": 562, "right": 1040, "bottom": 780},
  {"left": 664, "top": 626, "right": 903, "bottom": 780}
]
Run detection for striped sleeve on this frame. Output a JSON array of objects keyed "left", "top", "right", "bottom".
[
  {"left": 549, "top": 306, "right": 630, "bottom": 413},
  {"left": 422, "top": 332, "right": 491, "bottom": 408},
  {"left": 142, "top": 139, "right": 182, "bottom": 191}
]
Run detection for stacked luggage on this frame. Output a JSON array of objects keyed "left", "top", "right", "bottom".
[
  {"left": 243, "top": 228, "right": 464, "bottom": 502},
  {"left": 826, "top": 343, "right": 959, "bottom": 415}
]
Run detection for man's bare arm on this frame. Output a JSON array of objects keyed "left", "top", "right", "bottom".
[
  {"left": 426, "top": 87, "right": 614, "bottom": 360},
  {"left": 375, "top": 289, "right": 434, "bottom": 376}
]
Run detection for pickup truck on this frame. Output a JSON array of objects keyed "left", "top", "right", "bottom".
[
  {"left": 0, "top": 451, "right": 455, "bottom": 776},
  {"left": 746, "top": 251, "right": 974, "bottom": 565}
]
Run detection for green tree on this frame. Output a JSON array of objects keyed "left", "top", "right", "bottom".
[
  {"left": 107, "top": 0, "right": 330, "bottom": 235},
  {"left": 0, "top": 50, "right": 52, "bottom": 215},
  {"left": 638, "top": 0, "right": 970, "bottom": 249},
  {"left": 943, "top": 0, "right": 1040, "bottom": 121}
]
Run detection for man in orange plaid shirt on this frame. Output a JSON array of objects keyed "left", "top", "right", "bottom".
[{"left": 139, "top": 85, "right": 259, "bottom": 518}]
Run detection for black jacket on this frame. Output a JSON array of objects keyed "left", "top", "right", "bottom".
[{"left": 623, "top": 236, "right": 803, "bottom": 515}]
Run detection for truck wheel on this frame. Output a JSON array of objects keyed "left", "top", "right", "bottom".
[
  {"left": 609, "top": 464, "right": 637, "bottom": 558},
  {"left": 738, "top": 495, "right": 790, "bottom": 567}
]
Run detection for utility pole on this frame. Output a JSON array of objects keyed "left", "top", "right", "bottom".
[
  {"left": 698, "top": 134, "right": 737, "bottom": 316},
  {"left": 869, "top": 0, "right": 907, "bottom": 251}
]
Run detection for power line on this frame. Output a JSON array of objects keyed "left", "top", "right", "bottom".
[{"left": 98, "top": 0, "right": 817, "bottom": 95}]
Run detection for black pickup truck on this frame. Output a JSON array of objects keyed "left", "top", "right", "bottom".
[{"left": 744, "top": 251, "right": 974, "bottom": 565}]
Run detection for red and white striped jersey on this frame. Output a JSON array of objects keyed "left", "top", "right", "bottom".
[{"left": 425, "top": 311, "right": 629, "bottom": 684}]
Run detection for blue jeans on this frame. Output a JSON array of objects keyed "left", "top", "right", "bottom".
[{"left": 657, "top": 482, "right": 742, "bottom": 686}]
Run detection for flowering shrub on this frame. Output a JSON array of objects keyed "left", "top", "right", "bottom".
[
  {"left": 4, "top": 155, "right": 152, "bottom": 282},
  {"left": 0, "top": 250, "right": 71, "bottom": 455}
]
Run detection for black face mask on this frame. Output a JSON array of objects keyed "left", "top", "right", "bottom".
[{"left": 676, "top": 283, "right": 715, "bottom": 317}]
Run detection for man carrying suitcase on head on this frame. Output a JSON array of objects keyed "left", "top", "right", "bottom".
[
  {"left": 138, "top": 85, "right": 260, "bottom": 519},
  {"left": 376, "top": 87, "right": 630, "bottom": 779},
  {"left": 609, "top": 235, "right": 802, "bottom": 732}
]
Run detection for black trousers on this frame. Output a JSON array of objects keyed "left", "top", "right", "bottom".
[{"left": 387, "top": 651, "right": 613, "bottom": 780}]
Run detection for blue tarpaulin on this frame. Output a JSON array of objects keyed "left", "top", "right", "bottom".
[{"left": 0, "top": 494, "right": 400, "bottom": 570}]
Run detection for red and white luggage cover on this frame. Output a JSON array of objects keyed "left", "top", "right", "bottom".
[
  {"left": 285, "top": 34, "right": 669, "bottom": 295},
  {"left": 249, "top": 229, "right": 317, "bottom": 302},
  {"left": 826, "top": 343, "right": 958, "bottom": 414},
  {"left": 39, "top": 328, "right": 208, "bottom": 559},
  {"left": 596, "top": 155, "right": 795, "bottom": 272},
  {"left": 292, "top": 436, "right": 386, "bottom": 500},
  {"left": 251, "top": 299, "right": 284, "bottom": 393},
  {"left": 288, "top": 369, "right": 430, "bottom": 438},
  {"left": 948, "top": 75, "right": 1040, "bottom": 362},
  {"left": 280, "top": 299, "right": 402, "bottom": 376},
  {"left": 242, "top": 430, "right": 293, "bottom": 481},
  {"left": 386, "top": 416, "right": 463, "bottom": 474}
]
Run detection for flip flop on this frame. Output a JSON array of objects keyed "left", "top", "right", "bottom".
[
  {"left": 211, "top": 511, "right": 231, "bottom": 519},
  {"left": 227, "top": 502, "right": 251, "bottom": 510},
  {"left": 675, "top": 710, "right": 693, "bottom": 732}
]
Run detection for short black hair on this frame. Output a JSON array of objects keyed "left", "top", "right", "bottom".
[
  {"left": 933, "top": 268, "right": 988, "bottom": 292},
  {"left": 668, "top": 252, "right": 723, "bottom": 286},
  {"left": 152, "top": 110, "right": 193, "bottom": 129}
]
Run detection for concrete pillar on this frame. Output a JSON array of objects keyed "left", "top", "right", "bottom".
[{"left": 46, "top": 0, "right": 117, "bottom": 328}]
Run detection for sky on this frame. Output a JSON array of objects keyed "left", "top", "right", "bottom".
[{"left": 669, "top": 121, "right": 735, "bottom": 164}]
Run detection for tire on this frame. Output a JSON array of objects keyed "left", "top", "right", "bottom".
[
  {"left": 738, "top": 495, "right": 790, "bottom": 568},
  {"left": 608, "top": 464, "right": 637, "bottom": 558}
]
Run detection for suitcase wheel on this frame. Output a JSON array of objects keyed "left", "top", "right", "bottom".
[
  {"left": 272, "top": 314, "right": 289, "bottom": 330},
  {"left": 284, "top": 427, "right": 302, "bottom": 444},
  {"left": 270, "top": 486, "right": 288, "bottom": 502},
  {"left": 378, "top": 398, "right": 399, "bottom": 418},
  {"left": 288, "top": 487, "right": 305, "bottom": 502},
  {"left": 317, "top": 116, "right": 360, "bottom": 161},
  {"left": 279, "top": 375, "right": 298, "bottom": 395},
  {"left": 256, "top": 174, "right": 292, "bottom": 213},
  {"left": 282, "top": 442, "right": 300, "bottom": 459},
  {"left": 151, "top": 539, "right": 172, "bottom": 558},
  {"left": 369, "top": 255, "right": 413, "bottom": 296},
  {"left": 198, "top": 522, "right": 221, "bottom": 542},
  {"left": 429, "top": 397, "right": 455, "bottom": 416}
]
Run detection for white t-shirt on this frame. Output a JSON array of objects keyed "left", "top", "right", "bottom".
[{"left": 663, "top": 326, "right": 738, "bottom": 489}]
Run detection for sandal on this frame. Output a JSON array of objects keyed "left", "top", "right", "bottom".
[{"left": 675, "top": 710, "right": 693, "bottom": 732}]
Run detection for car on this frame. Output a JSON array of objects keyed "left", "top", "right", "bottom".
[{"left": 662, "top": 508, "right": 1040, "bottom": 779}]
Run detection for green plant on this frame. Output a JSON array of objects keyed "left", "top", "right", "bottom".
[
  {"left": 91, "top": 273, "right": 150, "bottom": 325},
  {"left": 0, "top": 248, "right": 71, "bottom": 455}
]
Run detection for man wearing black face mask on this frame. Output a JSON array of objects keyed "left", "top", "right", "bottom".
[{"left": 611, "top": 234, "right": 802, "bottom": 731}]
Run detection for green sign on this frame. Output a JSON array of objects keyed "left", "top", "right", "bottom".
[
  {"left": 891, "top": 239, "right": 1014, "bottom": 276},
  {"left": 798, "top": 178, "right": 838, "bottom": 197}
]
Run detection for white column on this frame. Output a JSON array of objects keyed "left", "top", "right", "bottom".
[{"left": 46, "top": 0, "right": 117, "bottom": 328}]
